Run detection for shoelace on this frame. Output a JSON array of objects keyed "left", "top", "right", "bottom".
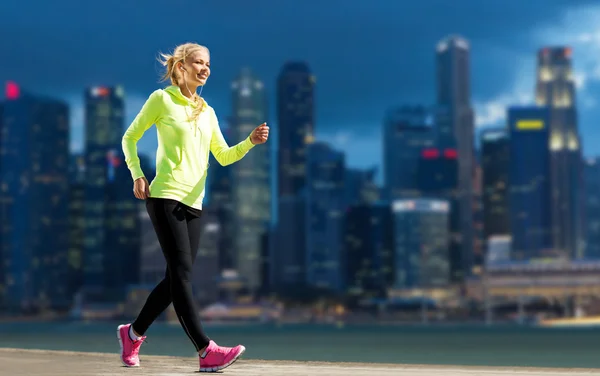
[
  {"left": 211, "top": 344, "right": 233, "bottom": 356},
  {"left": 131, "top": 337, "right": 148, "bottom": 355}
]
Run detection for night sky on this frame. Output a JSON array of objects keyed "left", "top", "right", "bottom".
[{"left": 2, "top": 0, "right": 600, "bottom": 176}]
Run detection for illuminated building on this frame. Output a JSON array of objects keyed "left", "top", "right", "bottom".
[
  {"left": 392, "top": 199, "right": 450, "bottom": 288},
  {"left": 584, "top": 158, "right": 600, "bottom": 259},
  {"left": 416, "top": 148, "right": 460, "bottom": 281},
  {"left": 383, "top": 105, "right": 434, "bottom": 200},
  {"left": 272, "top": 62, "right": 315, "bottom": 290},
  {"left": 481, "top": 128, "right": 510, "bottom": 238},
  {"left": 480, "top": 128, "right": 510, "bottom": 259},
  {"left": 276, "top": 62, "right": 315, "bottom": 197},
  {"left": 345, "top": 167, "right": 380, "bottom": 207},
  {"left": 344, "top": 203, "right": 394, "bottom": 298},
  {"left": 305, "top": 142, "right": 345, "bottom": 292},
  {"left": 0, "top": 82, "right": 70, "bottom": 311},
  {"left": 230, "top": 68, "right": 271, "bottom": 292},
  {"left": 535, "top": 47, "right": 583, "bottom": 259},
  {"left": 435, "top": 35, "right": 475, "bottom": 280},
  {"left": 83, "top": 85, "right": 140, "bottom": 301},
  {"left": 207, "top": 126, "right": 234, "bottom": 272},
  {"left": 508, "top": 106, "right": 553, "bottom": 260}
]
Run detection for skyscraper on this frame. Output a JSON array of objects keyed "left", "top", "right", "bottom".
[
  {"left": 508, "top": 106, "right": 553, "bottom": 260},
  {"left": 272, "top": 62, "right": 315, "bottom": 291},
  {"left": 277, "top": 62, "right": 315, "bottom": 196},
  {"left": 68, "top": 154, "right": 86, "bottom": 299},
  {"left": 192, "top": 208, "right": 221, "bottom": 304},
  {"left": 104, "top": 152, "right": 141, "bottom": 300},
  {"left": 383, "top": 105, "right": 435, "bottom": 200},
  {"left": 416, "top": 148, "right": 460, "bottom": 281},
  {"left": 230, "top": 68, "right": 271, "bottom": 292},
  {"left": 584, "top": 158, "right": 600, "bottom": 259},
  {"left": 535, "top": 47, "right": 583, "bottom": 259},
  {"left": 345, "top": 167, "right": 380, "bottom": 208},
  {"left": 83, "top": 86, "right": 126, "bottom": 299},
  {"left": 472, "top": 162, "right": 485, "bottom": 273},
  {"left": 392, "top": 199, "right": 450, "bottom": 288},
  {"left": 0, "top": 83, "right": 70, "bottom": 311},
  {"left": 207, "top": 126, "right": 235, "bottom": 271},
  {"left": 480, "top": 128, "right": 510, "bottom": 240},
  {"left": 435, "top": 35, "right": 475, "bottom": 281},
  {"left": 344, "top": 204, "right": 394, "bottom": 298},
  {"left": 305, "top": 142, "right": 345, "bottom": 292}
]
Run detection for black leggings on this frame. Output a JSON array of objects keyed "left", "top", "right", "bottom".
[{"left": 132, "top": 197, "right": 210, "bottom": 351}]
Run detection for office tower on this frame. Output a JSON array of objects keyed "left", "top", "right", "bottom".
[
  {"left": 0, "top": 83, "right": 70, "bottom": 311},
  {"left": 83, "top": 85, "right": 127, "bottom": 300},
  {"left": 192, "top": 208, "right": 221, "bottom": 304},
  {"left": 435, "top": 35, "right": 475, "bottom": 280},
  {"left": 345, "top": 167, "right": 380, "bottom": 207},
  {"left": 383, "top": 105, "right": 435, "bottom": 200},
  {"left": 259, "top": 232, "right": 270, "bottom": 295},
  {"left": 480, "top": 128, "right": 510, "bottom": 239},
  {"left": 472, "top": 162, "right": 485, "bottom": 273},
  {"left": 584, "top": 158, "right": 600, "bottom": 259},
  {"left": 508, "top": 106, "right": 553, "bottom": 260},
  {"left": 138, "top": 153, "right": 162, "bottom": 284},
  {"left": 139, "top": 207, "right": 164, "bottom": 285},
  {"left": 305, "top": 142, "right": 345, "bottom": 292},
  {"left": 392, "top": 199, "right": 450, "bottom": 288},
  {"left": 230, "top": 68, "right": 271, "bottom": 292},
  {"left": 207, "top": 126, "right": 234, "bottom": 271},
  {"left": 272, "top": 62, "right": 315, "bottom": 290},
  {"left": 68, "top": 154, "right": 86, "bottom": 298},
  {"left": 535, "top": 47, "right": 583, "bottom": 259},
  {"left": 104, "top": 151, "right": 141, "bottom": 300},
  {"left": 277, "top": 62, "right": 315, "bottom": 196},
  {"left": 344, "top": 204, "right": 394, "bottom": 298},
  {"left": 416, "top": 148, "right": 460, "bottom": 281}
]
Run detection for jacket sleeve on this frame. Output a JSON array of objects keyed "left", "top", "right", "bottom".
[
  {"left": 209, "top": 108, "right": 255, "bottom": 166},
  {"left": 121, "top": 90, "right": 163, "bottom": 180}
]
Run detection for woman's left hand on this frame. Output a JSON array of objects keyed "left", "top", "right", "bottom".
[{"left": 250, "top": 122, "right": 269, "bottom": 145}]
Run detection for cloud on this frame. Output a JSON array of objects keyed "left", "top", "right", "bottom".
[
  {"left": 533, "top": 5, "right": 600, "bottom": 89},
  {"left": 473, "top": 58, "right": 536, "bottom": 129},
  {"left": 474, "top": 91, "right": 533, "bottom": 128},
  {"left": 473, "top": 4, "right": 600, "bottom": 129}
]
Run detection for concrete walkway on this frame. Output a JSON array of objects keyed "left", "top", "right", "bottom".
[{"left": 0, "top": 348, "right": 598, "bottom": 376}]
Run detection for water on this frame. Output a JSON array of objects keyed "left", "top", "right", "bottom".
[{"left": 0, "top": 321, "right": 599, "bottom": 368}]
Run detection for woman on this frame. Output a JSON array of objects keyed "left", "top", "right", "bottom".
[{"left": 118, "top": 42, "right": 269, "bottom": 372}]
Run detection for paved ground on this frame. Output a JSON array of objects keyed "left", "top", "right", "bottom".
[{"left": 1, "top": 348, "right": 599, "bottom": 376}]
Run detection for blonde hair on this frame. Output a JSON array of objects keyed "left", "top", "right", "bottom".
[{"left": 158, "top": 42, "right": 210, "bottom": 121}]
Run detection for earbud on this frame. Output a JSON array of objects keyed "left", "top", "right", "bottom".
[{"left": 180, "top": 66, "right": 186, "bottom": 72}]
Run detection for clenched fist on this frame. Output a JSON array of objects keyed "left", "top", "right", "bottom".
[{"left": 250, "top": 123, "right": 269, "bottom": 145}]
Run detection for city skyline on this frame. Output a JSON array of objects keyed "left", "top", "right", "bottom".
[
  {"left": 0, "top": 36, "right": 597, "bottom": 313},
  {"left": 3, "top": 0, "right": 600, "bottom": 179}
]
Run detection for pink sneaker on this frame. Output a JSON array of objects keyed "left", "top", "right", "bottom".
[
  {"left": 117, "top": 324, "right": 146, "bottom": 367},
  {"left": 199, "top": 340, "right": 246, "bottom": 372}
]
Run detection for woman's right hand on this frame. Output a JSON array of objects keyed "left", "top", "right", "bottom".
[{"left": 133, "top": 177, "right": 150, "bottom": 199}]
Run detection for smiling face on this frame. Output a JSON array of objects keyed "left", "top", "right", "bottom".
[{"left": 179, "top": 48, "right": 211, "bottom": 87}]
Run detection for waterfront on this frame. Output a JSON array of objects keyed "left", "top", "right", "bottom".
[{"left": 0, "top": 322, "right": 599, "bottom": 369}]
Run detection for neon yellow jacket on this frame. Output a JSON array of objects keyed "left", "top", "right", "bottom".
[{"left": 122, "top": 85, "right": 255, "bottom": 210}]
